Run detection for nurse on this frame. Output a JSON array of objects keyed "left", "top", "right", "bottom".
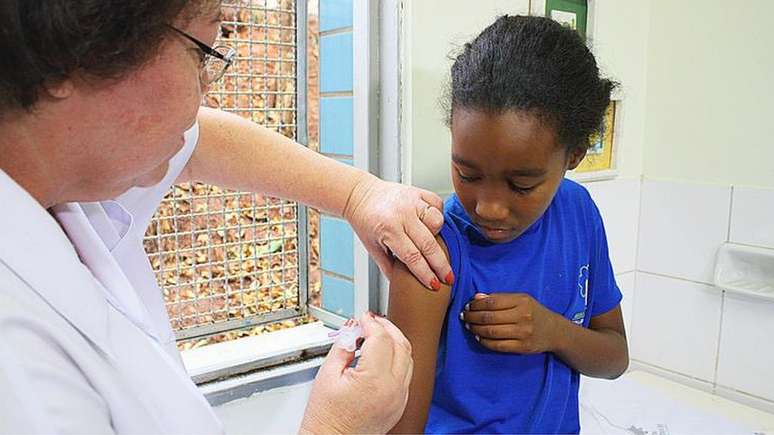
[{"left": 0, "top": 1, "right": 450, "bottom": 433}]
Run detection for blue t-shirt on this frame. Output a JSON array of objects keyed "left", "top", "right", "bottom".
[{"left": 427, "top": 179, "right": 622, "bottom": 434}]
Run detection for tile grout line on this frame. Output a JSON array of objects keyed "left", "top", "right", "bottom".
[
  {"left": 635, "top": 358, "right": 774, "bottom": 410},
  {"left": 726, "top": 185, "right": 734, "bottom": 243},
  {"left": 630, "top": 359, "right": 714, "bottom": 386},
  {"left": 711, "top": 290, "right": 725, "bottom": 393},
  {"left": 636, "top": 270, "right": 715, "bottom": 288},
  {"left": 711, "top": 185, "right": 732, "bottom": 393},
  {"left": 630, "top": 176, "right": 645, "bottom": 345}
]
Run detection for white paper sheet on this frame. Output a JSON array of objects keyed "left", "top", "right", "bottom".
[{"left": 580, "top": 371, "right": 774, "bottom": 434}]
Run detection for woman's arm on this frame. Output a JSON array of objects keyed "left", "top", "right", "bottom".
[
  {"left": 179, "top": 107, "right": 452, "bottom": 289},
  {"left": 182, "top": 107, "right": 362, "bottom": 217},
  {"left": 388, "top": 236, "right": 452, "bottom": 433}
]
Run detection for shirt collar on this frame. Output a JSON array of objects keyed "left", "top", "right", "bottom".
[
  {"left": 52, "top": 201, "right": 159, "bottom": 341},
  {"left": 81, "top": 200, "right": 133, "bottom": 251},
  {"left": 0, "top": 169, "right": 112, "bottom": 355}
]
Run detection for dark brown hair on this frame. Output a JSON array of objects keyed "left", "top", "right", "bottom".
[
  {"left": 0, "top": 0, "right": 217, "bottom": 111},
  {"left": 446, "top": 15, "right": 616, "bottom": 152}
]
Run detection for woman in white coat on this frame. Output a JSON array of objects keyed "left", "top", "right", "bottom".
[{"left": 0, "top": 1, "right": 451, "bottom": 433}]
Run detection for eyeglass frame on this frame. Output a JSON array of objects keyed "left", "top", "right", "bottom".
[{"left": 166, "top": 24, "right": 236, "bottom": 85}]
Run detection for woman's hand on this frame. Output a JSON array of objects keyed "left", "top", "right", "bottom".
[
  {"left": 460, "top": 293, "right": 568, "bottom": 354},
  {"left": 300, "top": 313, "right": 413, "bottom": 434},
  {"left": 343, "top": 175, "right": 453, "bottom": 290}
]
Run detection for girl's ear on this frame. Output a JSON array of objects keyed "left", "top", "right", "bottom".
[{"left": 566, "top": 148, "right": 587, "bottom": 171}]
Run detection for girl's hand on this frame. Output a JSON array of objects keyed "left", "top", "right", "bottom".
[
  {"left": 343, "top": 175, "right": 453, "bottom": 290},
  {"left": 460, "top": 293, "right": 567, "bottom": 354}
]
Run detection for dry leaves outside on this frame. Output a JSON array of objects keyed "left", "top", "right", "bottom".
[{"left": 142, "top": 0, "right": 323, "bottom": 351}]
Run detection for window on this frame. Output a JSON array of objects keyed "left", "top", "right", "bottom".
[
  {"left": 143, "top": 0, "right": 384, "bottom": 353},
  {"left": 144, "top": 0, "right": 315, "bottom": 350}
]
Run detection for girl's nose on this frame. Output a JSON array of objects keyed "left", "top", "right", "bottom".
[{"left": 475, "top": 195, "right": 509, "bottom": 222}]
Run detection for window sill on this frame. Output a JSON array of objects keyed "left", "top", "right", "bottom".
[{"left": 181, "top": 322, "right": 334, "bottom": 406}]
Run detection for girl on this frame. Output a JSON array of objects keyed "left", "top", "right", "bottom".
[{"left": 388, "top": 15, "right": 629, "bottom": 434}]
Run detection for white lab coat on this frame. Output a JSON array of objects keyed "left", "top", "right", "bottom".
[{"left": 0, "top": 124, "right": 224, "bottom": 434}]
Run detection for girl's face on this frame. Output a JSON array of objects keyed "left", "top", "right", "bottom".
[{"left": 450, "top": 109, "right": 586, "bottom": 243}]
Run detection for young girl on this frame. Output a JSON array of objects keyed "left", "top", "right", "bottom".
[{"left": 388, "top": 15, "right": 629, "bottom": 434}]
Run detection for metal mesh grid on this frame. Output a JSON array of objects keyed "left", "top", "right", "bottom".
[
  {"left": 207, "top": 0, "right": 298, "bottom": 135},
  {"left": 143, "top": 0, "right": 308, "bottom": 343}
]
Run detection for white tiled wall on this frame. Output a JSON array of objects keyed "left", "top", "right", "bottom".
[
  {"left": 589, "top": 178, "right": 774, "bottom": 410},
  {"left": 716, "top": 294, "right": 774, "bottom": 404},
  {"left": 637, "top": 180, "right": 731, "bottom": 284},
  {"left": 630, "top": 272, "right": 722, "bottom": 382},
  {"left": 585, "top": 177, "right": 640, "bottom": 336},
  {"left": 586, "top": 178, "right": 640, "bottom": 275},
  {"left": 616, "top": 271, "right": 635, "bottom": 336},
  {"left": 719, "top": 186, "right": 774, "bottom": 407},
  {"left": 729, "top": 186, "right": 774, "bottom": 248}
]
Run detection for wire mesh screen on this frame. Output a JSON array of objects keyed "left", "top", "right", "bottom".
[{"left": 143, "top": 0, "right": 311, "bottom": 345}]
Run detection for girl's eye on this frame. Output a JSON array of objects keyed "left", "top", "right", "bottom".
[
  {"left": 508, "top": 182, "right": 536, "bottom": 194},
  {"left": 456, "top": 170, "right": 480, "bottom": 183}
]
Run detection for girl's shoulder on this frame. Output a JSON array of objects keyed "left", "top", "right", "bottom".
[
  {"left": 438, "top": 195, "right": 472, "bottom": 297},
  {"left": 556, "top": 178, "right": 594, "bottom": 203},
  {"left": 552, "top": 178, "right": 603, "bottom": 225},
  {"left": 439, "top": 195, "right": 473, "bottom": 259}
]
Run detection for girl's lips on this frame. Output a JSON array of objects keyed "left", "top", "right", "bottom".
[{"left": 478, "top": 224, "right": 517, "bottom": 241}]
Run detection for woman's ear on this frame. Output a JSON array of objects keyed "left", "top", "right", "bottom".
[
  {"left": 566, "top": 148, "right": 587, "bottom": 171},
  {"left": 42, "top": 78, "right": 75, "bottom": 100}
]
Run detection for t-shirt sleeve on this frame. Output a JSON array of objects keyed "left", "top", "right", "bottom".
[
  {"left": 587, "top": 200, "right": 623, "bottom": 318},
  {"left": 439, "top": 220, "right": 464, "bottom": 301}
]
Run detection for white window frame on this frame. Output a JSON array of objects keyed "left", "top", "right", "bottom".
[{"left": 183, "top": 0, "right": 398, "bottom": 405}]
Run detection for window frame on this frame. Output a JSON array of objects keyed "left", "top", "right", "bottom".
[
  {"left": 154, "top": 1, "right": 312, "bottom": 343},
  {"left": 184, "top": 0, "right": 398, "bottom": 403},
  {"left": 308, "top": 0, "right": 383, "bottom": 327}
]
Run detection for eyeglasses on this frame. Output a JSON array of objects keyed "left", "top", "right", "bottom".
[{"left": 167, "top": 25, "right": 236, "bottom": 85}]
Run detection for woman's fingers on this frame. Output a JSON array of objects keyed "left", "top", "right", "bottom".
[
  {"left": 384, "top": 216, "right": 446, "bottom": 290},
  {"left": 355, "top": 314, "right": 396, "bottom": 375},
  {"left": 369, "top": 245, "right": 394, "bottom": 279},
  {"left": 318, "top": 342, "right": 356, "bottom": 377},
  {"left": 345, "top": 178, "right": 452, "bottom": 290},
  {"left": 418, "top": 190, "right": 444, "bottom": 234},
  {"left": 302, "top": 314, "right": 412, "bottom": 433},
  {"left": 370, "top": 315, "right": 413, "bottom": 383},
  {"left": 385, "top": 190, "right": 451, "bottom": 289},
  {"left": 417, "top": 202, "right": 444, "bottom": 237}
]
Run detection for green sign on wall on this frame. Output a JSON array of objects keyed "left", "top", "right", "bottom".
[{"left": 546, "top": 0, "right": 588, "bottom": 40}]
